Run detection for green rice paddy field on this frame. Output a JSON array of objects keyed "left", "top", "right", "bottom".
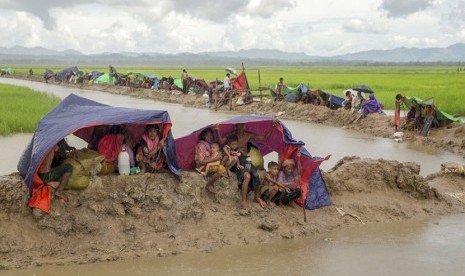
[
  {"left": 0, "top": 84, "right": 60, "bottom": 136},
  {"left": 10, "top": 65, "right": 465, "bottom": 116}
]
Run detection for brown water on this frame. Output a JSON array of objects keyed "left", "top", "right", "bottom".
[
  {"left": 2, "top": 78, "right": 465, "bottom": 275},
  {"left": 3, "top": 214, "right": 465, "bottom": 276}
]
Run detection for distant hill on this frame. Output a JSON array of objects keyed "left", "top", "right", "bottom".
[
  {"left": 332, "top": 43, "right": 465, "bottom": 62},
  {"left": 1, "top": 44, "right": 464, "bottom": 66},
  {"left": 199, "top": 49, "right": 319, "bottom": 61}
]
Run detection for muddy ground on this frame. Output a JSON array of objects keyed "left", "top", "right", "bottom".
[
  {"left": 1, "top": 76, "right": 465, "bottom": 270},
  {"left": 1, "top": 157, "right": 465, "bottom": 269}
]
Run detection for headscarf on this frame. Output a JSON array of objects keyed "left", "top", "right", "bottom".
[{"left": 282, "top": 159, "right": 295, "bottom": 168}]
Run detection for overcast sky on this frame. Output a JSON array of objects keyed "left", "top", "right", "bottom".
[{"left": 0, "top": 0, "right": 464, "bottom": 56}]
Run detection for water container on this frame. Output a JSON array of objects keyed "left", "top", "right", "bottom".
[{"left": 118, "top": 148, "right": 130, "bottom": 175}]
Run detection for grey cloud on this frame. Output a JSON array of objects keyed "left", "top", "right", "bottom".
[
  {"left": 442, "top": 0, "right": 465, "bottom": 29},
  {"left": 379, "top": 0, "right": 434, "bottom": 17},
  {"left": 248, "top": 0, "right": 296, "bottom": 18},
  {"left": 170, "top": 0, "right": 249, "bottom": 22},
  {"left": 0, "top": 0, "right": 94, "bottom": 29}
]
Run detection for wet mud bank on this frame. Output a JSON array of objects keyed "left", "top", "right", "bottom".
[{"left": 1, "top": 158, "right": 464, "bottom": 269}]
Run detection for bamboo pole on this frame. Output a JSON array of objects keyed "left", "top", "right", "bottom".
[
  {"left": 258, "top": 69, "right": 262, "bottom": 100},
  {"left": 214, "top": 78, "right": 218, "bottom": 111},
  {"left": 297, "top": 151, "right": 307, "bottom": 222}
]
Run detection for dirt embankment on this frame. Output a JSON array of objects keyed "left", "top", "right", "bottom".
[{"left": 1, "top": 157, "right": 464, "bottom": 270}]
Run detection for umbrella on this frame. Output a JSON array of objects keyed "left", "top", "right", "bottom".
[
  {"left": 352, "top": 85, "right": 374, "bottom": 94},
  {"left": 225, "top": 67, "right": 237, "bottom": 76}
]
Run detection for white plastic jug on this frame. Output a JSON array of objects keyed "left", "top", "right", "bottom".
[{"left": 118, "top": 147, "right": 130, "bottom": 175}]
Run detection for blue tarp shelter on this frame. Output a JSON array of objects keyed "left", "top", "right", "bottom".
[
  {"left": 91, "top": 71, "right": 104, "bottom": 80},
  {"left": 17, "top": 94, "right": 180, "bottom": 213},
  {"left": 54, "top": 66, "right": 79, "bottom": 82},
  {"left": 145, "top": 74, "right": 159, "bottom": 90}
]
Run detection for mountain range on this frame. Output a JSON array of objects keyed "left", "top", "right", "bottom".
[{"left": 1, "top": 44, "right": 464, "bottom": 66}]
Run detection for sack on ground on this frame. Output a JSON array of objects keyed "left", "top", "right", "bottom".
[
  {"left": 63, "top": 149, "right": 105, "bottom": 189},
  {"left": 249, "top": 147, "right": 264, "bottom": 170},
  {"left": 63, "top": 158, "right": 90, "bottom": 190}
]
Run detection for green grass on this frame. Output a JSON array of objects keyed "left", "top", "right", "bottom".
[
  {"left": 0, "top": 84, "right": 60, "bottom": 136},
  {"left": 10, "top": 65, "right": 465, "bottom": 115}
]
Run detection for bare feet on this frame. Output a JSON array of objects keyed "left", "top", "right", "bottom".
[
  {"left": 267, "top": 201, "right": 276, "bottom": 209},
  {"left": 46, "top": 181, "right": 59, "bottom": 189},
  {"left": 256, "top": 198, "right": 266, "bottom": 209},
  {"left": 195, "top": 168, "right": 203, "bottom": 174},
  {"left": 54, "top": 191, "right": 69, "bottom": 202}
]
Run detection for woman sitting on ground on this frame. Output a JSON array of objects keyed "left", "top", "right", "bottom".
[
  {"left": 195, "top": 127, "right": 225, "bottom": 193},
  {"left": 136, "top": 124, "right": 165, "bottom": 173}
]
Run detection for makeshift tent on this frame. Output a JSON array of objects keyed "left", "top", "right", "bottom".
[
  {"left": 307, "top": 89, "right": 344, "bottom": 109},
  {"left": 91, "top": 71, "right": 104, "bottom": 80},
  {"left": 173, "top": 78, "right": 183, "bottom": 90},
  {"left": 189, "top": 77, "right": 208, "bottom": 94},
  {"left": 270, "top": 83, "right": 309, "bottom": 98},
  {"left": 43, "top": 69, "right": 54, "bottom": 80},
  {"left": 0, "top": 67, "right": 14, "bottom": 75},
  {"left": 145, "top": 74, "right": 159, "bottom": 89},
  {"left": 94, "top": 73, "right": 116, "bottom": 84},
  {"left": 175, "top": 116, "right": 331, "bottom": 210},
  {"left": 231, "top": 71, "right": 249, "bottom": 96},
  {"left": 54, "top": 66, "right": 79, "bottom": 82},
  {"left": 404, "top": 96, "right": 463, "bottom": 123},
  {"left": 17, "top": 94, "right": 180, "bottom": 213}
]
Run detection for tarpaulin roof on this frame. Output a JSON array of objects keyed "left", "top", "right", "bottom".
[
  {"left": 175, "top": 115, "right": 331, "bottom": 210},
  {"left": 54, "top": 66, "right": 79, "bottom": 82},
  {"left": 145, "top": 74, "right": 158, "bottom": 81},
  {"left": 17, "top": 94, "right": 180, "bottom": 212},
  {"left": 94, "top": 73, "right": 116, "bottom": 84},
  {"left": 270, "top": 83, "right": 309, "bottom": 97},
  {"left": 91, "top": 71, "right": 104, "bottom": 80},
  {"left": 404, "top": 96, "right": 463, "bottom": 123}
]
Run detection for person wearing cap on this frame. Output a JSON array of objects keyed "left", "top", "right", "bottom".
[{"left": 277, "top": 157, "right": 302, "bottom": 205}]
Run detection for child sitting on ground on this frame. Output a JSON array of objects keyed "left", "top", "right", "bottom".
[
  {"left": 277, "top": 158, "right": 302, "bottom": 206},
  {"left": 196, "top": 143, "right": 223, "bottom": 176},
  {"left": 259, "top": 161, "right": 289, "bottom": 208},
  {"left": 221, "top": 134, "right": 243, "bottom": 176}
]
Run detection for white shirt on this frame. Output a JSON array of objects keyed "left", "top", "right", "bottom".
[{"left": 223, "top": 76, "right": 230, "bottom": 89}]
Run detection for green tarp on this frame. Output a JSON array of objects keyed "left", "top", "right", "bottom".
[
  {"left": 94, "top": 73, "right": 115, "bottom": 84},
  {"left": 173, "top": 78, "right": 183, "bottom": 90},
  {"left": 404, "top": 96, "right": 463, "bottom": 123},
  {"left": 1, "top": 68, "right": 14, "bottom": 75},
  {"left": 270, "top": 84, "right": 300, "bottom": 96}
]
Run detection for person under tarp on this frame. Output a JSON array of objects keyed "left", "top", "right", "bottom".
[{"left": 17, "top": 94, "right": 180, "bottom": 213}]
